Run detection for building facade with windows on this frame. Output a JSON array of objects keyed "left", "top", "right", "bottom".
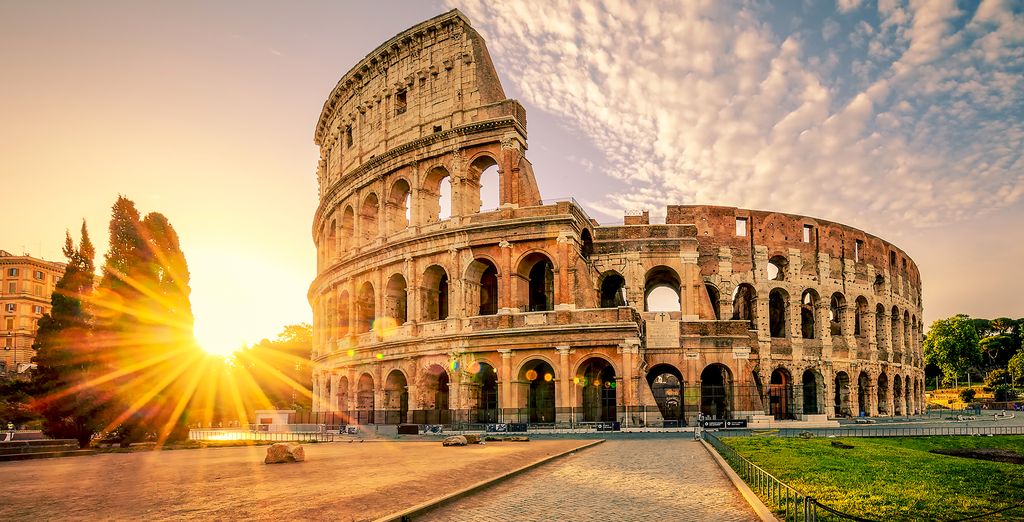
[
  {"left": 0, "top": 250, "right": 65, "bottom": 374},
  {"left": 308, "top": 10, "right": 925, "bottom": 427}
]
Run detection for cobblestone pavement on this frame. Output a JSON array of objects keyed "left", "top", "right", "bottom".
[{"left": 419, "top": 438, "right": 758, "bottom": 521}]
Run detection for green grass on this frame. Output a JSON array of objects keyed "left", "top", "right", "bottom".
[{"left": 723, "top": 435, "right": 1024, "bottom": 521}]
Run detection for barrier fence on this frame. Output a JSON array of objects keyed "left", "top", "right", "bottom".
[
  {"left": 188, "top": 429, "right": 336, "bottom": 442},
  {"left": 714, "top": 425, "right": 1024, "bottom": 439}
]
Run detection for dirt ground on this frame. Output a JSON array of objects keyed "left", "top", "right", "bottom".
[{"left": 0, "top": 439, "right": 594, "bottom": 521}]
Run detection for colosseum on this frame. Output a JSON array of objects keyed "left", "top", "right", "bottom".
[{"left": 308, "top": 10, "right": 925, "bottom": 429}]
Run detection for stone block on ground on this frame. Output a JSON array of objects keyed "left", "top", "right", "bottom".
[
  {"left": 463, "top": 434, "right": 481, "bottom": 444},
  {"left": 505, "top": 436, "right": 530, "bottom": 442},
  {"left": 265, "top": 442, "right": 305, "bottom": 464},
  {"left": 442, "top": 435, "right": 467, "bottom": 446}
]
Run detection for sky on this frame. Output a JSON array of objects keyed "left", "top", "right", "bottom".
[{"left": 1, "top": 1, "right": 1021, "bottom": 354}]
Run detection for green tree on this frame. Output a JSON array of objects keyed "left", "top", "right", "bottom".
[
  {"left": 1009, "top": 350, "right": 1024, "bottom": 385},
  {"left": 30, "top": 223, "right": 106, "bottom": 447},
  {"left": 984, "top": 368, "right": 1010, "bottom": 388},
  {"left": 236, "top": 323, "right": 313, "bottom": 412},
  {"left": 924, "top": 315, "right": 981, "bottom": 385}
]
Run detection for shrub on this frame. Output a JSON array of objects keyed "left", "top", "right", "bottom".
[
  {"left": 993, "top": 384, "right": 1017, "bottom": 402},
  {"left": 985, "top": 369, "right": 1010, "bottom": 388},
  {"left": 959, "top": 388, "right": 977, "bottom": 403}
]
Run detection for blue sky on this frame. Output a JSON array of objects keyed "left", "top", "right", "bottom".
[{"left": 1, "top": 1, "right": 1021, "bottom": 350}]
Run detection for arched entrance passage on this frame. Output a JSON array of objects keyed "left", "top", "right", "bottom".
[
  {"left": 801, "top": 289, "right": 819, "bottom": 339},
  {"left": 644, "top": 266, "right": 681, "bottom": 312},
  {"left": 732, "top": 284, "right": 757, "bottom": 329},
  {"left": 466, "top": 258, "right": 498, "bottom": 315},
  {"left": 599, "top": 271, "right": 626, "bottom": 308},
  {"left": 357, "top": 373, "right": 375, "bottom": 424},
  {"left": 877, "top": 373, "right": 889, "bottom": 415},
  {"left": 769, "top": 288, "right": 788, "bottom": 338},
  {"left": 577, "top": 358, "right": 616, "bottom": 422},
  {"left": 468, "top": 361, "right": 498, "bottom": 423},
  {"left": 647, "top": 364, "right": 684, "bottom": 426},
  {"left": 701, "top": 364, "right": 733, "bottom": 419},
  {"left": 422, "top": 364, "right": 451, "bottom": 424},
  {"left": 519, "top": 359, "right": 555, "bottom": 423},
  {"left": 834, "top": 371, "right": 851, "bottom": 417},
  {"left": 384, "top": 370, "right": 409, "bottom": 424},
  {"left": 858, "top": 371, "right": 871, "bottom": 416},
  {"left": 384, "top": 273, "right": 408, "bottom": 326},
  {"left": 518, "top": 253, "right": 554, "bottom": 312},
  {"left": 769, "top": 368, "right": 794, "bottom": 420},
  {"left": 802, "top": 370, "right": 821, "bottom": 415},
  {"left": 893, "top": 375, "right": 903, "bottom": 416},
  {"left": 421, "top": 265, "right": 449, "bottom": 321}
]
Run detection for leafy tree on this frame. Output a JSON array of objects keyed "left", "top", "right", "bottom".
[
  {"left": 30, "top": 223, "right": 107, "bottom": 447},
  {"left": 0, "top": 373, "right": 36, "bottom": 428},
  {"left": 959, "top": 388, "right": 976, "bottom": 404},
  {"left": 924, "top": 315, "right": 981, "bottom": 385},
  {"left": 1009, "top": 350, "right": 1024, "bottom": 385},
  {"left": 236, "top": 323, "right": 313, "bottom": 412},
  {"left": 984, "top": 369, "right": 1010, "bottom": 388}
]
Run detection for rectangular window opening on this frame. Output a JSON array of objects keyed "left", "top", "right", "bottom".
[
  {"left": 433, "top": 125, "right": 442, "bottom": 133},
  {"left": 803, "top": 224, "right": 813, "bottom": 243},
  {"left": 735, "top": 217, "right": 747, "bottom": 236},
  {"left": 855, "top": 240, "right": 863, "bottom": 262},
  {"left": 345, "top": 125, "right": 353, "bottom": 148},
  {"left": 890, "top": 251, "right": 897, "bottom": 267},
  {"left": 395, "top": 90, "right": 407, "bottom": 115}
]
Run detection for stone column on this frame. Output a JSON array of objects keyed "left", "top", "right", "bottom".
[
  {"left": 557, "top": 345, "right": 571, "bottom": 422},
  {"left": 498, "top": 349, "right": 512, "bottom": 416},
  {"left": 499, "top": 241, "right": 514, "bottom": 313}
]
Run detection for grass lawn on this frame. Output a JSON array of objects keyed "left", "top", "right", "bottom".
[{"left": 723, "top": 435, "right": 1024, "bottom": 521}]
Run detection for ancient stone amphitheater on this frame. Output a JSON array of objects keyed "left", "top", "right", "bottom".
[{"left": 309, "top": 10, "right": 925, "bottom": 428}]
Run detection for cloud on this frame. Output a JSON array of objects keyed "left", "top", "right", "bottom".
[
  {"left": 837, "top": 0, "right": 863, "bottom": 14},
  {"left": 450, "top": 0, "right": 1024, "bottom": 230}
]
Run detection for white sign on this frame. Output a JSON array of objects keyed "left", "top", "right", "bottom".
[
  {"left": 733, "top": 347, "right": 751, "bottom": 360},
  {"left": 685, "top": 353, "right": 699, "bottom": 360}
]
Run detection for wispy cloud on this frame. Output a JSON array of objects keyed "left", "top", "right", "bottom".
[{"left": 450, "top": 0, "right": 1023, "bottom": 229}]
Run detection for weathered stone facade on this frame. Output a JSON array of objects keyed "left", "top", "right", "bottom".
[{"left": 308, "top": 10, "right": 925, "bottom": 427}]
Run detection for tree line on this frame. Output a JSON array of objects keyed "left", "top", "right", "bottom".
[{"left": 924, "top": 315, "right": 1024, "bottom": 399}]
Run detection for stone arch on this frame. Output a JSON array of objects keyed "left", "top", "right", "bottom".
[
  {"left": 518, "top": 358, "right": 556, "bottom": 423},
  {"left": 877, "top": 372, "right": 890, "bottom": 415},
  {"left": 325, "top": 294, "right": 336, "bottom": 344},
  {"left": 468, "top": 153, "right": 500, "bottom": 213},
  {"left": 903, "top": 310, "right": 912, "bottom": 356},
  {"left": 576, "top": 357, "right": 617, "bottom": 422},
  {"left": 516, "top": 251, "right": 555, "bottom": 312},
  {"left": 833, "top": 371, "right": 851, "bottom": 417},
  {"left": 340, "top": 205, "right": 355, "bottom": 252},
  {"left": 644, "top": 265, "right": 681, "bottom": 312},
  {"left": 336, "top": 375, "right": 349, "bottom": 417},
  {"left": 767, "top": 255, "right": 788, "bottom": 281},
  {"left": 705, "top": 282, "right": 721, "bottom": 320},
  {"left": 801, "top": 289, "right": 819, "bottom": 339},
  {"left": 384, "top": 369, "right": 409, "bottom": 424},
  {"left": 357, "top": 372, "right": 375, "bottom": 424},
  {"left": 854, "top": 296, "right": 869, "bottom": 337},
  {"left": 384, "top": 273, "right": 408, "bottom": 326},
  {"left": 599, "top": 270, "right": 626, "bottom": 308},
  {"left": 357, "top": 281, "right": 375, "bottom": 333},
  {"left": 647, "top": 363, "right": 685, "bottom": 425},
  {"left": 858, "top": 371, "right": 872, "bottom": 416},
  {"left": 732, "top": 283, "right": 757, "bottom": 329},
  {"left": 580, "top": 229, "right": 594, "bottom": 260},
  {"left": 769, "top": 288, "right": 789, "bottom": 338},
  {"left": 360, "top": 193, "right": 379, "bottom": 244},
  {"left": 701, "top": 363, "right": 733, "bottom": 419},
  {"left": 802, "top": 369, "right": 823, "bottom": 415},
  {"left": 829, "top": 292, "right": 846, "bottom": 337},
  {"left": 422, "top": 165, "right": 452, "bottom": 223},
  {"left": 326, "top": 218, "right": 337, "bottom": 262},
  {"left": 386, "top": 178, "right": 412, "bottom": 234},
  {"left": 769, "top": 366, "right": 794, "bottom": 420},
  {"left": 465, "top": 257, "right": 499, "bottom": 315},
  {"left": 893, "top": 374, "right": 903, "bottom": 415},
  {"left": 467, "top": 360, "right": 499, "bottom": 422},
  {"left": 337, "top": 290, "right": 350, "bottom": 337},
  {"left": 875, "top": 303, "right": 887, "bottom": 350},
  {"left": 421, "top": 264, "right": 450, "bottom": 321},
  {"left": 422, "top": 364, "right": 451, "bottom": 423}
]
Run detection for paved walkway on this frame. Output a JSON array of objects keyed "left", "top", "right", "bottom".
[{"left": 419, "top": 438, "right": 758, "bottom": 521}]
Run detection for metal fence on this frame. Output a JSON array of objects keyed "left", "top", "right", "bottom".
[
  {"left": 188, "top": 429, "right": 337, "bottom": 442},
  {"left": 714, "top": 425, "right": 1024, "bottom": 439}
]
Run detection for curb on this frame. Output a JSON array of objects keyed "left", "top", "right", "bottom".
[
  {"left": 373, "top": 439, "right": 605, "bottom": 522},
  {"left": 699, "top": 439, "right": 779, "bottom": 522}
]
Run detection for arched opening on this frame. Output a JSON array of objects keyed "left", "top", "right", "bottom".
[
  {"left": 701, "top": 364, "right": 733, "bottom": 419},
  {"left": 830, "top": 292, "right": 846, "bottom": 337},
  {"left": 891, "top": 306, "right": 902, "bottom": 352},
  {"left": 340, "top": 206, "right": 355, "bottom": 252},
  {"left": 705, "top": 283, "right": 721, "bottom": 320},
  {"left": 471, "top": 155, "right": 500, "bottom": 213},
  {"left": 469, "top": 361, "right": 498, "bottom": 423},
  {"left": 877, "top": 373, "right": 889, "bottom": 415},
  {"left": 386, "top": 179, "right": 412, "bottom": 234},
  {"left": 326, "top": 295, "right": 336, "bottom": 344},
  {"left": 769, "top": 288, "right": 788, "bottom": 338},
  {"left": 421, "top": 265, "right": 449, "bottom": 321},
  {"left": 854, "top": 296, "right": 869, "bottom": 337},
  {"left": 858, "top": 371, "right": 871, "bottom": 416},
  {"left": 732, "top": 284, "right": 757, "bottom": 329},
  {"left": 903, "top": 310, "right": 912, "bottom": 355},
  {"left": 384, "top": 370, "right": 409, "bottom": 424},
  {"left": 647, "top": 364, "right": 684, "bottom": 426},
  {"left": 423, "top": 364, "right": 451, "bottom": 424},
  {"left": 767, "top": 255, "right": 788, "bottom": 281},
  {"left": 599, "top": 271, "right": 626, "bottom": 308},
  {"left": 875, "top": 304, "right": 887, "bottom": 350},
  {"left": 801, "top": 289, "right": 818, "bottom": 339},
  {"left": 893, "top": 374, "right": 903, "bottom": 416},
  {"left": 644, "top": 266, "right": 681, "bottom": 312},
  {"left": 580, "top": 229, "right": 594, "bottom": 260},
  {"left": 357, "top": 373, "right": 375, "bottom": 424},
  {"left": 326, "top": 219, "right": 337, "bottom": 262},
  {"left": 466, "top": 258, "right": 498, "bottom": 315},
  {"left": 384, "top": 274, "right": 408, "bottom": 327},
  {"left": 337, "top": 291, "right": 350, "bottom": 337},
  {"left": 769, "top": 367, "right": 793, "bottom": 420},
  {"left": 518, "top": 252, "right": 554, "bottom": 312},
  {"left": 802, "top": 369, "right": 821, "bottom": 415},
  {"left": 423, "top": 166, "right": 452, "bottom": 223},
  {"left": 336, "top": 376, "right": 349, "bottom": 419},
  {"left": 360, "top": 193, "right": 379, "bottom": 244},
  {"left": 577, "top": 358, "right": 616, "bottom": 422},
  {"left": 834, "top": 371, "right": 851, "bottom": 417},
  {"left": 357, "top": 282, "right": 375, "bottom": 333},
  {"left": 519, "top": 359, "right": 556, "bottom": 423}
]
